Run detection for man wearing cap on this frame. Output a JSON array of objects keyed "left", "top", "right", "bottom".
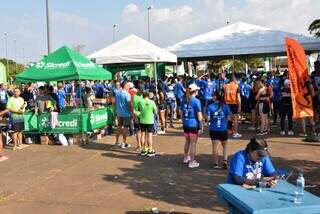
[{"left": 227, "top": 136, "right": 278, "bottom": 186}]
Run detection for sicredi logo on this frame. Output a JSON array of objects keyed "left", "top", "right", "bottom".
[
  {"left": 58, "top": 120, "right": 78, "bottom": 127},
  {"left": 90, "top": 113, "right": 108, "bottom": 125}
]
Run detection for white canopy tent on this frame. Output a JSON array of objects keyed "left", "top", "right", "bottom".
[
  {"left": 88, "top": 34, "right": 177, "bottom": 65},
  {"left": 167, "top": 22, "right": 320, "bottom": 60}
]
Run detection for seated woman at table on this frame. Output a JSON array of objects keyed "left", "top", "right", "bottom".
[{"left": 227, "top": 136, "right": 278, "bottom": 187}]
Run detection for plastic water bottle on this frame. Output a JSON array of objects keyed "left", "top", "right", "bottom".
[{"left": 294, "top": 172, "right": 305, "bottom": 204}]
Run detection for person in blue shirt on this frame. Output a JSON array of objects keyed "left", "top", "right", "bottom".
[
  {"left": 227, "top": 136, "right": 278, "bottom": 187},
  {"left": 180, "top": 83, "right": 203, "bottom": 169},
  {"left": 93, "top": 81, "right": 104, "bottom": 99},
  {"left": 240, "top": 78, "right": 252, "bottom": 121},
  {"left": 56, "top": 83, "right": 66, "bottom": 112},
  {"left": 114, "top": 81, "right": 133, "bottom": 149},
  {"left": 203, "top": 75, "right": 217, "bottom": 112},
  {"left": 206, "top": 90, "right": 231, "bottom": 170},
  {"left": 174, "top": 78, "right": 185, "bottom": 119}
]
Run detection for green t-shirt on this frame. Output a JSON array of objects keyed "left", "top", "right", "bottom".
[
  {"left": 7, "top": 96, "right": 25, "bottom": 120},
  {"left": 133, "top": 94, "right": 143, "bottom": 111},
  {"left": 136, "top": 98, "right": 156, "bottom": 124}
]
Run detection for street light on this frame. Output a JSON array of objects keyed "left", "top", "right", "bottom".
[
  {"left": 46, "top": 0, "right": 52, "bottom": 54},
  {"left": 4, "top": 32, "right": 9, "bottom": 76},
  {"left": 113, "top": 24, "right": 118, "bottom": 43},
  {"left": 13, "top": 39, "right": 17, "bottom": 72},
  {"left": 147, "top": 6, "right": 153, "bottom": 42}
]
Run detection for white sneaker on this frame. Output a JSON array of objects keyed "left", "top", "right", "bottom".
[
  {"left": 183, "top": 155, "right": 191, "bottom": 164},
  {"left": 114, "top": 142, "right": 121, "bottom": 147},
  {"left": 288, "top": 131, "right": 294, "bottom": 136},
  {"left": 188, "top": 160, "right": 200, "bottom": 168},
  {"left": 121, "top": 143, "right": 131, "bottom": 149},
  {"left": 232, "top": 133, "right": 242, "bottom": 139},
  {"left": 280, "top": 131, "right": 285, "bottom": 136}
]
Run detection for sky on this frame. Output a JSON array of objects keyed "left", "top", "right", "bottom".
[{"left": 0, "top": 0, "right": 319, "bottom": 64}]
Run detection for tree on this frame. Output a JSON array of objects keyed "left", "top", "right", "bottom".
[
  {"left": 308, "top": 19, "right": 320, "bottom": 38},
  {"left": 0, "top": 58, "right": 25, "bottom": 78}
]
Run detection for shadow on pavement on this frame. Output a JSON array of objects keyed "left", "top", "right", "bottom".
[{"left": 99, "top": 148, "right": 320, "bottom": 212}]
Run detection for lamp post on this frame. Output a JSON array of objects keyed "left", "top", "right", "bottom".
[
  {"left": 113, "top": 24, "right": 117, "bottom": 43},
  {"left": 14, "top": 39, "right": 17, "bottom": 72},
  {"left": 147, "top": 6, "right": 153, "bottom": 42},
  {"left": 46, "top": 0, "right": 52, "bottom": 54},
  {"left": 4, "top": 32, "right": 9, "bottom": 77}
]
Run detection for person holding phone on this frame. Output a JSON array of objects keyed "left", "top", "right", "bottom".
[
  {"left": 227, "top": 136, "right": 278, "bottom": 187},
  {"left": 180, "top": 84, "right": 203, "bottom": 168}
]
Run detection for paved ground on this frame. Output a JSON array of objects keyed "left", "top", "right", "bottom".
[{"left": 0, "top": 123, "right": 319, "bottom": 214}]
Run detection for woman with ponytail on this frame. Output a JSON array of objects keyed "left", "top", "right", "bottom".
[
  {"left": 180, "top": 84, "right": 202, "bottom": 168},
  {"left": 206, "top": 90, "right": 232, "bottom": 169}
]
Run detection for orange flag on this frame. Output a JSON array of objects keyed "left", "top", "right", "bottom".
[{"left": 285, "top": 37, "right": 313, "bottom": 119}]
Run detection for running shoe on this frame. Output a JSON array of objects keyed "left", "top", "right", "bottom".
[
  {"left": 188, "top": 160, "right": 200, "bottom": 168},
  {"left": 280, "top": 131, "right": 285, "bottom": 136},
  {"left": 121, "top": 143, "right": 131, "bottom": 149},
  {"left": 147, "top": 149, "right": 156, "bottom": 157},
  {"left": 222, "top": 161, "right": 228, "bottom": 170},
  {"left": 232, "top": 133, "right": 242, "bottom": 139},
  {"left": 114, "top": 142, "right": 121, "bottom": 147},
  {"left": 183, "top": 155, "right": 191, "bottom": 164},
  {"left": 140, "top": 148, "right": 148, "bottom": 156},
  {"left": 213, "top": 164, "right": 220, "bottom": 169},
  {"left": 288, "top": 131, "right": 294, "bottom": 136}
]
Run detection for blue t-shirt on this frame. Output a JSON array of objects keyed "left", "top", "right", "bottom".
[
  {"left": 227, "top": 150, "right": 276, "bottom": 184},
  {"left": 180, "top": 96, "right": 201, "bottom": 128},
  {"left": 206, "top": 103, "right": 231, "bottom": 131},
  {"left": 64, "top": 84, "right": 73, "bottom": 95},
  {"left": 93, "top": 83, "right": 104, "bottom": 98},
  {"left": 115, "top": 90, "right": 131, "bottom": 117},
  {"left": 174, "top": 82, "right": 185, "bottom": 99},
  {"left": 204, "top": 80, "right": 217, "bottom": 100},
  {"left": 240, "top": 83, "right": 251, "bottom": 99},
  {"left": 56, "top": 90, "right": 66, "bottom": 108},
  {"left": 75, "top": 87, "right": 84, "bottom": 99}
]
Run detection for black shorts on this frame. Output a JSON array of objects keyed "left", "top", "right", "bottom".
[
  {"left": 158, "top": 103, "right": 166, "bottom": 111},
  {"left": 228, "top": 104, "right": 238, "bottom": 115},
  {"left": 12, "top": 121, "right": 24, "bottom": 132},
  {"left": 140, "top": 124, "right": 153, "bottom": 133},
  {"left": 258, "top": 101, "right": 269, "bottom": 114},
  {"left": 134, "top": 122, "right": 141, "bottom": 131},
  {"left": 176, "top": 98, "right": 182, "bottom": 107},
  {"left": 241, "top": 97, "right": 251, "bottom": 113},
  {"left": 118, "top": 117, "right": 131, "bottom": 128},
  {"left": 209, "top": 130, "right": 228, "bottom": 141}
]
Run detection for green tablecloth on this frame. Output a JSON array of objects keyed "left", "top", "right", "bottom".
[{"left": 24, "top": 106, "right": 115, "bottom": 134}]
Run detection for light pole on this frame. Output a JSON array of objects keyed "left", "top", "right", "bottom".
[
  {"left": 14, "top": 39, "right": 17, "bottom": 72},
  {"left": 4, "top": 32, "right": 9, "bottom": 77},
  {"left": 113, "top": 24, "right": 117, "bottom": 43},
  {"left": 147, "top": 6, "right": 153, "bottom": 42},
  {"left": 46, "top": 0, "right": 52, "bottom": 54}
]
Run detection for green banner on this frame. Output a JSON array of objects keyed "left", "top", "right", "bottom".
[{"left": 0, "top": 62, "right": 8, "bottom": 84}]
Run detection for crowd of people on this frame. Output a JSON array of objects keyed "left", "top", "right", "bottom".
[{"left": 0, "top": 70, "right": 319, "bottom": 182}]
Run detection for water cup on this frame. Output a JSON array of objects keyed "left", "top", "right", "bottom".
[
  {"left": 294, "top": 191, "right": 303, "bottom": 204},
  {"left": 259, "top": 180, "right": 266, "bottom": 193}
]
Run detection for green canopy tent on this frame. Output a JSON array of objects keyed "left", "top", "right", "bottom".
[
  {"left": 17, "top": 46, "right": 113, "bottom": 139},
  {"left": 16, "top": 46, "right": 112, "bottom": 83}
]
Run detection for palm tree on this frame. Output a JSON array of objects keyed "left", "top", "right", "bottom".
[{"left": 308, "top": 19, "right": 320, "bottom": 38}]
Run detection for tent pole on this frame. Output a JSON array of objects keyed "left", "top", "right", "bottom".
[{"left": 154, "top": 61, "right": 158, "bottom": 94}]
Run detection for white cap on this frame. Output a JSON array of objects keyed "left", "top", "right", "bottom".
[
  {"left": 168, "top": 86, "right": 174, "bottom": 91},
  {"left": 129, "top": 82, "right": 134, "bottom": 88},
  {"left": 188, "top": 83, "right": 200, "bottom": 91}
]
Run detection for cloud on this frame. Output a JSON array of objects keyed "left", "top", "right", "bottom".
[
  {"left": 52, "top": 11, "right": 89, "bottom": 27},
  {"left": 123, "top": 3, "right": 139, "bottom": 15},
  {"left": 151, "top": 5, "right": 193, "bottom": 24}
]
